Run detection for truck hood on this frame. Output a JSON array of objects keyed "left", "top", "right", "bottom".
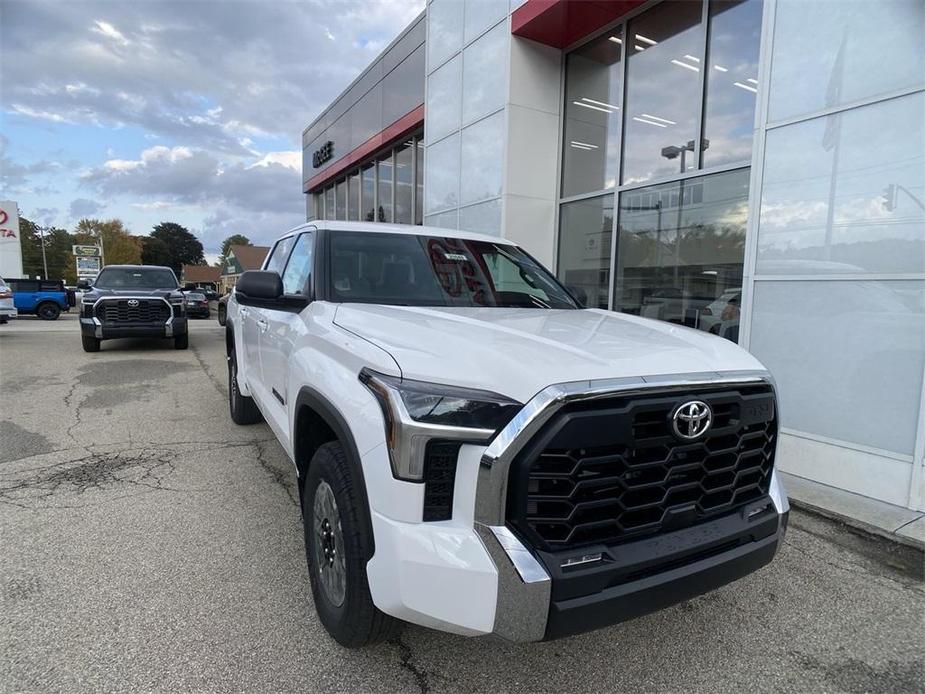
[
  {"left": 87, "top": 288, "right": 182, "bottom": 299},
  {"left": 333, "top": 305, "right": 767, "bottom": 403}
]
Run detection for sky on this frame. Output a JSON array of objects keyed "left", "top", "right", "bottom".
[{"left": 0, "top": 0, "right": 424, "bottom": 262}]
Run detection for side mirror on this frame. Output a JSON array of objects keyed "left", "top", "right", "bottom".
[
  {"left": 183, "top": 282, "right": 197, "bottom": 292},
  {"left": 235, "top": 271, "right": 309, "bottom": 312},
  {"left": 567, "top": 284, "right": 588, "bottom": 308},
  {"left": 236, "top": 271, "right": 282, "bottom": 300},
  {"left": 77, "top": 279, "right": 91, "bottom": 290}
]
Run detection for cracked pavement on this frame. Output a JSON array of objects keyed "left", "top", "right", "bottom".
[{"left": 1, "top": 314, "right": 923, "bottom": 693}]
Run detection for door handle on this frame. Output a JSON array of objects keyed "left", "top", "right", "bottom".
[{"left": 256, "top": 318, "right": 268, "bottom": 333}]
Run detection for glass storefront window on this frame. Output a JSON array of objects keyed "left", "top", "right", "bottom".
[
  {"left": 336, "top": 179, "right": 347, "bottom": 220},
  {"left": 394, "top": 142, "right": 414, "bottom": 224},
  {"left": 702, "top": 0, "right": 763, "bottom": 168},
  {"left": 377, "top": 153, "right": 393, "bottom": 222},
  {"left": 561, "top": 27, "right": 623, "bottom": 197},
  {"left": 312, "top": 192, "right": 323, "bottom": 221},
  {"left": 557, "top": 194, "right": 614, "bottom": 309},
  {"left": 347, "top": 172, "right": 360, "bottom": 221},
  {"left": 614, "top": 169, "right": 749, "bottom": 340},
  {"left": 622, "top": 0, "right": 704, "bottom": 185},
  {"left": 324, "top": 186, "right": 336, "bottom": 221},
  {"left": 415, "top": 139, "right": 424, "bottom": 225},
  {"left": 361, "top": 163, "right": 375, "bottom": 222}
]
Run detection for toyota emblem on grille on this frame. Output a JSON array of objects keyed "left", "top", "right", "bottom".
[
  {"left": 671, "top": 400, "right": 712, "bottom": 440},
  {"left": 127, "top": 299, "right": 139, "bottom": 307}
]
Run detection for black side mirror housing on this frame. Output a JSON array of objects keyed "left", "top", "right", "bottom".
[
  {"left": 235, "top": 271, "right": 309, "bottom": 312},
  {"left": 77, "top": 279, "right": 91, "bottom": 290}
]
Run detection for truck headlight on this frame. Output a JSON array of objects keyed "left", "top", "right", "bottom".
[{"left": 359, "top": 368, "right": 521, "bottom": 481}]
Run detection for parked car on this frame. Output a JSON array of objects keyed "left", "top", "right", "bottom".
[
  {"left": 0, "top": 278, "right": 17, "bottom": 323},
  {"left": 700, "top": 287, "right": 742, "bottom": 335},
  {"left": 78, "top": 265, "right": 188, "bottom": 352},
  {"left": 5, "top": 278, "right": 73, "bottom": 320},
  {"left": 225, "top": 221, "right": 788, "bottom": 647},
  {"left": 183, "top": 291, "right": 211, "bottom": 318},
  {"left": 217, "top": 293, "right": 229, "bottom": 326}
]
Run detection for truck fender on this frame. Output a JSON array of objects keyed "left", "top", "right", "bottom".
[{"left": 293, "top": 386, "right": 376, "bottom": 558}]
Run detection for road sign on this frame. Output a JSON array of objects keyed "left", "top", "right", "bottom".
[{"left": 73, "top": 245, "right": 101, "bottom": 257}]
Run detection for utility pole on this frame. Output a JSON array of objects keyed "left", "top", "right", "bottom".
[{"left": 38, "top": 226, "right": 49, "bottom": 279}]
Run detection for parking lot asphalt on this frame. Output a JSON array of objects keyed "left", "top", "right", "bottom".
[{"left": 1, "top": 313, "right": 923, "bottom": 694}]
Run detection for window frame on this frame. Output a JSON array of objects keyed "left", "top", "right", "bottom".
[{"left": 556, "top": 0, "right": 761, "bottom": 312}]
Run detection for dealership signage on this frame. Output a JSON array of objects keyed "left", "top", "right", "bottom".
[
  {"left": 76, "top": 256, "right": 101, "bottom": 277},
  {"left": 0, "top": 201, "right": 24, "bottom": 279},
  {"left": 312, "top": 140, "right": 334, "bottom": 168},
  {"left": 73, "top": 245, "right": 101, "bottom": 257}
]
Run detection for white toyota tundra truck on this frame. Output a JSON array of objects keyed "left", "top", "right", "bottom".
[{"left": 226, "top": 221, "right": 788, "bottom": 646}]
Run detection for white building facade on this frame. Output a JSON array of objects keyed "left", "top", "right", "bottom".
[{"left": 303, "top": 0, "right": 925, "bottom": 513}]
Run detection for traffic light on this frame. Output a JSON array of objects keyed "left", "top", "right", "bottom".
[{"left": 881, "top": 184, "right": 897, "bottom": 212}]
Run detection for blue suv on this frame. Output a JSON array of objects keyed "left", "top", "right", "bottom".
[{"left": 6, "top": 278, "right": 74, "bottom": 320}]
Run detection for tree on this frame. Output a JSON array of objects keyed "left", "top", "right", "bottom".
[
  {"left": 74, "top": 218, "right": 142, "bottom": 266},
  {"left": 19, "top": 217, "right": 75, "bottom": 282},
  {"left": 140, "top": 236, "right": 171, "bottom": 267},
  {"left": 217, "top": 234, "right": 251, "bottom": 269},
  {"left": 149, "top": 222, "right": 204, "bottom": 276}
]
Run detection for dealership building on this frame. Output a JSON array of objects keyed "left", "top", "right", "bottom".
[{"left": 302, "top": 0, "right": 925, "bottom": 519}]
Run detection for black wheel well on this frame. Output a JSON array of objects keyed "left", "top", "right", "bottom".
[
  {"left": 225, "top": 322, "right": 234, "bottom": 356},
  {"left": 294, "top": 405, "right": 338, "bottom": 487}
]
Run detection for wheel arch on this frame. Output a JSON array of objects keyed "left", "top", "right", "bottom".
[{"left": 294, "top": 386, "right": 376, "bottom": 557}]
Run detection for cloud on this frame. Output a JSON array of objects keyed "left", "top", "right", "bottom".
[
  {"left": 1, "top": 1, "right": 425, "bottom": 155},
  {"left": 68, "top": 198, "right": 106, "bottom": 218},
  {"left": 81, "top": 143, "right": 305, "bottom": 253}
]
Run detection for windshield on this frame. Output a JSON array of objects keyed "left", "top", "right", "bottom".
[
  {"left": 329, "top": 231, "right": 578, "bottom": 309},
  {"left": 94, "top": 267, "right": 178, "bottom": 290}
]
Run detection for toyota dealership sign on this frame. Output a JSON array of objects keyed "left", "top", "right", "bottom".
[{"left": 0, "top": 201, "right": 24, "bottom": 279}]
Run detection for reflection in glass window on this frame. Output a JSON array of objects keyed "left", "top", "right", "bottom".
[
  {"left": 394, "top": 143, "right": 414, "bottom": 224},
  {"left": 757, "top": 92, "right": 925, "bottom": 275},
  {"left": 557, "top": 194, "right": 614, "bottom": 309},
  {"left": 561, "top": 27, "right": 623, "bottom": 197},
  {"left": 347, "top": 172, "right": 360, "bottom": 221},
  {"left": 361, "top": 163, "right": 375, "bottom": 222},
  {"left": 622, "top": 0, "right": 704, "bottom": 185},
  {"left": 324, "top": 186, "right": 336, "bottom": 221},
  {"left": 615, "top": 169, "right": 749, "bottom": 340},
  {"left": 377, "top": 153, "right": 393, "bottom": 222},
  {"left": 702, "top": 0, "right": 762, "bottom": 168},
  {"left": 336, "top": 179, "right": 347, "bottom": 220},
  {"left": 415, "top": 139, "right": 424, "bottom": 225},
  {"left": 768, "top": 0, "right": 924, "bottom": 123}
]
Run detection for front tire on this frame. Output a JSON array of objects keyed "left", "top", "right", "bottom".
[
  {"left": 303, "top": 441, "right": 401, "bottom": 647},
  {"left": 218, "top": 304, "right": 226, "bottom": 326},
  {"left": 228, "top": 348, "right": 261, "bottom": 424},
  {"left": 81, "top": 334, "right": 100, "bottom": 352},
  {"left": 37, "top": 302, "right": 60, "bottom": 320},
  {"left": 174, "top": 332, "right": 189, "bottom": 349}
]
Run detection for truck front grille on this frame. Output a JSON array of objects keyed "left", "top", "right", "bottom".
[
  {"left": 507, "top": 385, "right": 777, "bottom": 550},
  {"left": 96, "top": 299, "right": 170, "bottom": 324}
]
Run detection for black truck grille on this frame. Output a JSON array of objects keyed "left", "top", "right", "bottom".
[
  {"left": 507, "top": 384, "right": 777, "bottom": 550},
  {"left": 96, "top": 299, "right": 170, "bottom": 324}
]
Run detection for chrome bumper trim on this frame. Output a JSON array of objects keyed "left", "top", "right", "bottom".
[
  {"left": 475, "top": 523, "right": 551, "bottom": 642},
  {"left": 92, "top": 295, "right": 175, "bottom": 337}
]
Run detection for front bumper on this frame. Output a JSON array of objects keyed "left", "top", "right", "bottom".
[
  {"left": 186, "top": 306, "right": 210, "bottom": 318},
  {"left": 0, "top": 306, "right": 17, "bottom": 319},
  {"left": 80, "top": 315, "right": 188, "bottom": 339}
]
